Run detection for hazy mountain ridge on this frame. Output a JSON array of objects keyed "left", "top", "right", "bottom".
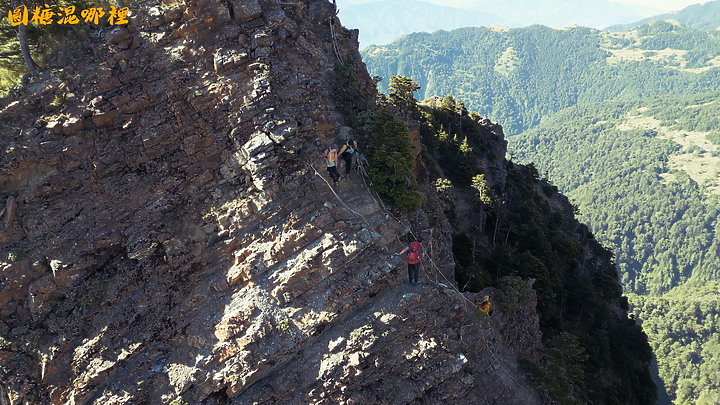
[
  {"left": 606, "top": 0, "right": 720, "bottom": 32},
  {"left": 339, "top": 0, "right": 501, "bottom": 48},
  {"left": 338, "top": 0, "right": 661, "bottom": 48}
]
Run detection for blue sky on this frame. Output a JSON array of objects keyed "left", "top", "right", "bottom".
[{"left": 338, "top": 0, "right": 712, "bottom": 13}]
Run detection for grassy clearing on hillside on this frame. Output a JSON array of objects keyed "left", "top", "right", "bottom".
[
  {"left": 494, "top": 46, "right": 519, "bottom": 76},
  {"left": 673, "top": 55, "right": 720, "bottom": 73},
  {"left": 604, "top": 47, "right": 687, "bottom": 65},
  {"left": 603, "top": 47, "right": 720, "bottom": 72},
  {"left": 601, "top": 25, "right": 720, "bottom": 72},
  {"left": 619, "top": 110, "right": 720, "bottom": 195}
]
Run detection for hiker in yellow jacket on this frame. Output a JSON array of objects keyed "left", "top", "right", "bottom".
[
  {"left": 476, "top": 296, "right": 491, "bottom": 316},
  {"left": 323, "top": 144, "right": 341, "bottom": 185}
]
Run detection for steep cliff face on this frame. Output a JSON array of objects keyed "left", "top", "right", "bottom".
[{"left": 0, "top": 1, "right": 546, "bottom": 403}]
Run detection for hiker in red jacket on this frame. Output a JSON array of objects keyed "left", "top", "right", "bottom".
[{"left": 399, "top": 239, "right": 424, "bottom": 284}]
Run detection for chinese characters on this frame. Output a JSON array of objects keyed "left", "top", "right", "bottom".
[{"left": 8, "top": 4, "right": 129, "bottom": 26}]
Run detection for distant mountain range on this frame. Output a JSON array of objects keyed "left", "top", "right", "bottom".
[
  {"left": 606, "top": 0, "right": 720, "bottom": 31},
  {"left": 362, "top": 22, "right": 720, "bottom": 135},
  {"left": 337, "top": 0, "right": 501, "bottom": 48},
  {"left": 338, "top": 0, "right": 665, "bottom": 48}
]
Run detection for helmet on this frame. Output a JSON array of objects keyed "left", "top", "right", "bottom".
[
  {"left": 348, "top": 139, "right": 354, "bottom": 145},
  {"left": 331, "top": 144, "right": 338, "bottom": 149}
]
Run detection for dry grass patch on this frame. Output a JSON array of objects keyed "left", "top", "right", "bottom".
[
  {"left": 619, "top": 110, "right": 720, "bottom": 195},
  {"left": 494, "top": 46, "right": 519, "bottom": 76},
  {"left": 604, "top": 47, "right": 687, "bottom": 66}
]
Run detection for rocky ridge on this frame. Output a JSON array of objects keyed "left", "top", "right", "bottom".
[{"left": 0, "top": 0, "right": 544, "bottom": 403}]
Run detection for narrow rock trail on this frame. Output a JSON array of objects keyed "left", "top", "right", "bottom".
[
  {"left": 237, "top": 278, "right": 459, "bottom": 403},
  {"left": 0, "top": 0, "right": 547, "bottom": 402}
]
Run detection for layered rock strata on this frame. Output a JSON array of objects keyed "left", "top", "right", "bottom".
[{"left": 0, "top": 0, "right": 542, "bottom": 403}]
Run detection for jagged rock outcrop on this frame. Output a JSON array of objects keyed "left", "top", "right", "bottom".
[{"left": 0, "top": 0, "right": 543, "bottom": 403}]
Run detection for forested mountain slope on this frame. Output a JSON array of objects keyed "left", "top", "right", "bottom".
[
  {"left": 510, "top": 92, "right": 720, "bottom": 295},
  {"left": 360, "top": 10, "right": 720, "bottom": 405},
  {"left": 362, "top": 22, "right": 720, "bottom": 135},
  {"left": 509, "top": 92, "right": 720, "bottom": 404},
  {"left": 409, "top": 94, "right": 656, "bottom": 404},
  {"left": 628, "top": 283, "right": 720, "bottom": 405}
]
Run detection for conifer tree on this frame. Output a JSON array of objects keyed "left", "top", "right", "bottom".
[
  {"left": 365, "top": 108, "right": 424, "bottom": 211},
  {"left": 441, "top": 94, "right": 456, "bottom": 111},
  {"left": 388, "top": 75, "right": 419, "bottom": 118}
]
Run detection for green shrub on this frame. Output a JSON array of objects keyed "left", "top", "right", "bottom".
[
  {"left": 496, "top": 275, "right": 534, "bottom": 311},
  {"left": 50, "top": 90, "right": 67, "bottom": 112},
  {"left": 533, "top": 333, "right": 590, "bottom": 404},
  {"left": 365, "top": 109, "right": 425, "bottom": 212},
  {"left": 334, "top": 62, "right": 372, "bottom": 126},
  {"left": 7, "top": 249, "right": 25, "bottom": 262},
  {"left": 275, "top": 318, "right": 291, "bottom": 334},
  {"left": 0, "top": 336, "right": 10, "bottom": 350}
]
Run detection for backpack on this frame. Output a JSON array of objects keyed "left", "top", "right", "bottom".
[
  {"left": 341, "top": 142, "right": 355, "bottom": 157},
  {"left": 407, "top": 241, "right": 422, "bottom": 264},
  {"left": 325, "top": 148, "right": 338, "bottom": 167}
]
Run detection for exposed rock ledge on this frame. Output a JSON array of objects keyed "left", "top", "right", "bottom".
[{"left": 0, "top": 0, "right": 542, "bottom": 403}]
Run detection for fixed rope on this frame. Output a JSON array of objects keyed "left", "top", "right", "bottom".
[
  {"left": 353, "top": 153, "right": 477, "bottom": 308},
  {"left": 309, "top": 149, "right": 476, "bottom": 310},
  {"left": 307, "top": 161, "right": 372, "bottom": 229},
  {"left": 481, "top": 336, "right": 525, "bottom": 390},
  {"left": 329, "top": 20, "right": 345, "bottom": 65},
  {"left": 386, "top": 193, "right": 521, "bottom": 387},
  {"left": 354, "top": 152, "right": 386, "bottom": 213},
  {"left": 312, "top": 151, "right": 524, "bottom": 389}
]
